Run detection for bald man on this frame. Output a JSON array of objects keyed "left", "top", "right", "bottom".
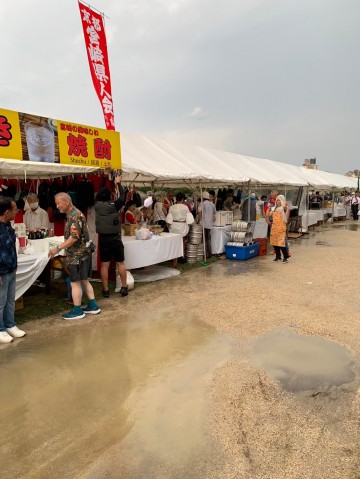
[{"left": 49, "top": 193, "right": 100, "bottom": 320}]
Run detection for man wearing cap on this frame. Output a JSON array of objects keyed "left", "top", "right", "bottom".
[
  {"left": 350, "top": 192, "right": 359, "bottom": 220},
  {"left": 344, "top": 192, "right": 352, "bottom": 220},
  {"left": 198, "top": 191, "right": 216, "bottom": 258}
]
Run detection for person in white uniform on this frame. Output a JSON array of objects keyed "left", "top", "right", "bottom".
[
  {"left": 166, "top": 192, "right": 194, "bottom": 262},
  {"left": 24, "top": 193, "right": 50, "bottom": 231}
]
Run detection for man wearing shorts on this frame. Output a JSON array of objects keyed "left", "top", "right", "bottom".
[
  {"left": 49, "top": 193, "right": 100, "bottom": 320},
  {"left": 95, "top": 172, "right": 128, "bottom": 298}
]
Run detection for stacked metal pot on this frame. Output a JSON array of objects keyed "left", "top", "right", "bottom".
[
  {"left": 227, "top": 221, "right": 253, "bottom": 246},
  {"left": 186, "top": 224, "right": 204, "bottom": 263}
]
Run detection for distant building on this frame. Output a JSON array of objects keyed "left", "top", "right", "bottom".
[
  {"left": 345, "top": 169, "right": 359, "bottom": 177},
  {"left": 303, "top": 158, "right": 318, "bottom": 170}
]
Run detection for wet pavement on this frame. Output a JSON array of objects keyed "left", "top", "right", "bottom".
[
  {"left": 2, "top": 221, "right": 360, "bottom": 478},
  {"left": 0, "top": 309, "right": 234, "bottom": 479}
]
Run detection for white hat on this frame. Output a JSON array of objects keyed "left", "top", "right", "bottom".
[
  {"left": 144, "top": 197, "right": 153, "bottom": 207},
  {"left": 202, "top": 191, "right": 210, "bottom": 199}
]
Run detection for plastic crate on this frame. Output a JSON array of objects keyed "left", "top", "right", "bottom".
[
  {"left": 225, "top": 242, "right": 259, "bottom": 261},
  {"left": 253, "top": 238, "right": 268, "bottom": 256}
]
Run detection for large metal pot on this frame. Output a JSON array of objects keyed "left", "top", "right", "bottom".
[{"left": 188, "top": 224, "right": 203, "bottom": 244}]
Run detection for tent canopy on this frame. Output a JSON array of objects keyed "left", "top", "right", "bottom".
[
  {"left": 297, "top": 167, "right": 357, "bottom": 190},
  {"left": 0, "top": 158, "right": 100, "bottom": 179},
  {"left": 0, "top": 133, "right": 356, "bottom": 190},
  {"left": 120, "top": 134, "right": 308, "bottom": 188}
]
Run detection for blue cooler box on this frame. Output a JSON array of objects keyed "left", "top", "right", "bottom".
[{"left": 225, "top": 243, "right": 259, "bottom": 261}]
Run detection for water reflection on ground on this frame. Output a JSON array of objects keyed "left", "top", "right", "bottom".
[
  {"left": 0, "top": 310, "right": 234, "bottom": 479},
  {"left": 248, "top": 329, "right": 356, "bottom": 393}
]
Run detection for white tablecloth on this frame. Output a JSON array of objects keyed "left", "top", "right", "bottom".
[
  {"left": 16, "top": 253, "right": 49, "bottom": 301},
  {"left": 122, "top": 233, "right": 183, "bottom": 269},
  {"left": 211, "top": 225, "right": 232, "bottom": 254},
  {"left": 28, "top": 236, "right": 64, "bottom": 254},
  {"left": 302, "top": 211, "right": 323, "bottom": 228},
  {"left": 323, "top": 207, "right": 346, "bottom": 217},
  {"left": 302, "top": 207, "right": 346, "bottom": 228}
]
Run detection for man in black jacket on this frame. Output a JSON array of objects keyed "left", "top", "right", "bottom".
[
  {"left": 0, "top": 197, "right": 26, "bottom": 343},
  {"left": 95, "top": 171, "right": 128, "bottom": 298}
]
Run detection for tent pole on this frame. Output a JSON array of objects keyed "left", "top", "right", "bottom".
[
  {"left": 306, "top": 186, "right": 309, "bottom": 232},
  {"left": 331, "top": 188, "right": 335, "bottom": 222},
  {"left": 247, "top": 180, "right": 251, "bottom": 221},
  {"left": 200, "top": 183, "right": 207, "bottom": 263}
]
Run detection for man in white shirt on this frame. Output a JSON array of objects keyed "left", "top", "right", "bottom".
[
  {"left": 24, "top": 194, "right": 50, "bottom": 231},
  {"left": 166, "top": 192, "right": 194, "bottom": 237},
  {"left": 199, "top": 191, "right": 216, "bottom": 258},
  {"left": 344, "top": 192, "right": 352, "bottom": 220}
]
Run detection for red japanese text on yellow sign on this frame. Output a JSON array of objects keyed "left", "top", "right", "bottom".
[
  {"left": 57, "top": 120, "right": 121, "bottom": 169},
  {"left": 0, "top": 109, "right": 23, "bottom": 160}
]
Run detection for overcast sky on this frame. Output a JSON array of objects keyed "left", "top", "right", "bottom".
[{"left": 1, "top": 0, "right": 360, "bottom": 174}]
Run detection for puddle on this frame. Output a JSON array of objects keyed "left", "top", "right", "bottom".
[
  {"left": 315, "top": 240, "right": 331, "bottom": 246},
  {"left": 249, "top": 330, "right": 355, "bottom": 392},
  {"left": 192, "top": 257, "right": 271, "bottom": 277},
  {"left": 0, "top": 310, "right": 234, "bottom": 479},
  {"left": 333, "top": 223, "right": 360, "bottom": 232}
]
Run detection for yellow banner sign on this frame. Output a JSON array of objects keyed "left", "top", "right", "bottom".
[
  {"left": 0, "top": 109, "right": 23, "bottom": 160},
  {"left": 57, "top": 119, "right": 121, "bottom": 169},
  {"left": 0, "top": 108, "right": 121, "bottom": 169}
]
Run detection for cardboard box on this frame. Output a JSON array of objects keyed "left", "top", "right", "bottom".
[
  {"left": 225, "top": 243, "right": 259, "bottom": 261},
  {"left": 15, "top": 296, "right": 24, "bottom": 311}
]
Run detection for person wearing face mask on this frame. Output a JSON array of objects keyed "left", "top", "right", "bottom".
[{"left": 24, "top": 193, "right": 50, "bottom": 231}]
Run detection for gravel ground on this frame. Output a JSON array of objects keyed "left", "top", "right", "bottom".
[
  {"left": 205, "top": 224, "right": 360, "bottom": 479},
  {"left": 22, "top": 223, "right": 360, "bottom": 478},
  {"left": 145, "top": 223, "right": 360, "bottom": 479}
]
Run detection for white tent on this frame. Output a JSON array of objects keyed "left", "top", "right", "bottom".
[
  {"left": 0, "top": 158, "right": 100, "bottom": 179},
  {"left": 0, "top": 133, "right": 356, "bottom": 190},
  {"left": 120, "top": 133, "right": 308, "bottom": 188},
  {"left": 297, "top": 167, "right": 357, "bottom": 190}
]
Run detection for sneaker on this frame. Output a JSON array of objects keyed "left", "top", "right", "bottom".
[
  {"left": 62, "top": 308, "right": 86, "bottom": 320},
  {"left": 120, "top": 286, "right": 128, "bottom": 297},
  {"left": 102, "top": 289, "right": 110, "bottom": 298},
  {"left": 82, "top": 304, "right": 101, "bottom": 315},
  {"left": 6, "top": 326, "right": 26, "bottom": 338},
  {"left": 273, "top": 258, "right": 281, "bottom": 262},
  {"left": 283, "top": 259, "right": 289, "bottom": 263},
  {"left": 0, "top": 331, "right": 13, "bottom": 343}
]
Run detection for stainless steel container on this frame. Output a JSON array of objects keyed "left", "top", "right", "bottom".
[{"left": 188, "top": 224, "right": 203, "bottom": 245}]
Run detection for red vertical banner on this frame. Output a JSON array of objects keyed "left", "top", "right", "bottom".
[{"left": 78, "top": 2, "right": 115, "bottom": 130}]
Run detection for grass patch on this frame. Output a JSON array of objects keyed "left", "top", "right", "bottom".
[
  {"left": 15, "top": 256, "right": 220, "bottom": 325},
  {"left": 15, "top": 280, "right": 105, "bottom": 325}
]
